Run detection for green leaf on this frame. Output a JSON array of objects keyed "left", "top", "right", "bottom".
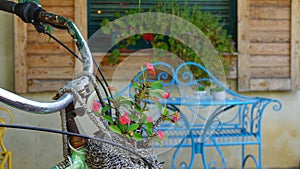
[
  {"left": 145, "top": 122, "right": 153, "bottom": 135},
  {"left": 120, "top": 99, "right": 134, "bottom": 106},
  {"left": 132, "top": 132, "right": 143, "bottom": 141},
  {"left": 109, "top": 49, "right": 120, "bottom": 64},
  {"left": 164, "top": 117, "right": 171, "bottom": 121},
  {"left": 45, "top": 26, "right": 53, "bottom": 42},
  {"left": 156, "top": 102, "right": 163, "bottom": 112},
  {"left": 163, "top": 107, "right": 169, "bottom": 116},
  {"left": 128, "top": 123, "right": 139, "bottom": 132},
  {"left": 150, "top": 81, "right": 163, "bottom": 90},
  {"left": 109, "top": 125, "right": 122, "bottom": 135},
  {"left": 150, "top": 91, "right": 163, "bottom": 99},
  {"left": 103, "top": 115, "right": 114, "bottom": 124},
  {"left": 154, "top": 137, "right": 163, "bottom": 146},
  {"left": 127, "top": 113, "right": 138, "bottom": 122},
  {"left": 101, "top": 105, "right": 112, "bottom": 114},
  {"left": 135, "top": 104, "right": 142, "bottom": 112},
  {"left": 132, "top": 82, "right": 139, "bottom": 89}
]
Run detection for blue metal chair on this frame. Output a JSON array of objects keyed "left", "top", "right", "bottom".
[{"left": 118, "top": 62, "right": 282, "bottom": 169}]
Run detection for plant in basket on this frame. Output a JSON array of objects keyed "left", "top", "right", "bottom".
[
  {"left": 93, "top": 62, "right": 180, "bottom": 144},
  {"left": 87, "top": 63, "right": 180, "bottom": 168},
  {"left": 86, "top": 62, "right": 180, "bottom": 168}
]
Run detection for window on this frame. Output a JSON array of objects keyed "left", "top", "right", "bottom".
[{"left": 87, "top": 0, "right": 237, "bottom": 51}]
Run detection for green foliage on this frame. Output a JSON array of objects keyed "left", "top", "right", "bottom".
[
  {"left": 196, "top": 85, "right": 206, "bottom": 91},
  {"left": 101, "top": 0, "right": 235, "bottom": 79},
  {"left": 109, "top": 125, "right": 122, "bottom": 135},
  {"left": 150, "top": 81, "right": 163, "bottom": 90},
  {"left": 210, "top": 86, "right": 225, "bottom": 92}
]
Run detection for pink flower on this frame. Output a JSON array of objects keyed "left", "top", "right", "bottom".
[
  {"left": 171, "top": 112, "right": 181, "bottom": 122},
  {"left": 92, "top": 100, "right": 101, "bottom": 112},
  {"left": 147, "top": 116, "right": 153, "bottom": 123},
  {"left": 157, "top": 130, "right": 165, "bottom": 140},
  {"left": 108, "top": 86, "right": 115, "bottom": 91},
  {"left": 145, "top": 62, "right": 156, "bottom": 75},
  {"left": 142, "top": 33, "right": 154, "bottom": 42},
  {"left": 119, "top": 113, "right": 131, "bottom": 125},
  {"left": 172, "top": 115, "right": 180, "bottom": 122},
  {"left": 162, "top": 92, "right": 170, "bottom": 99}
]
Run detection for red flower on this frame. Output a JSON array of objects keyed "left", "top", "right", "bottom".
[
  {"left": 162, "top": 92, "right": 170, "bottom": 99},
  {"left": 145, "top": 62, "right": 156, "bottom": 75},
  {"left": 147, "top": 116, "right": 153, "bottom": 123},
  {"left": 92, "top": 100, "right": 101, "bottom": 112},
  {"left": 172, "top": 115, "right": 180, "bottom": 122},
  {"left": 142, "top": 33, "right": 154, "bottom": 42},
  {"left": 119, "top": 113, "right": 131, "bottom": 125},
  {"left": 157, "top": 130, "right": 165, "bottom": 140},
  {"left": 171, "top": 112, "right": 181, "bottom": 122},
  {"left": 108, "top": 86, "right": 115, "bottom": 91}
]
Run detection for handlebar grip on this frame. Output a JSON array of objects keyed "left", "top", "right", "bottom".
[
  {"left": 0, "top": 0, "right": 16, "bottom": 13},
  {"left": 14, "top": 2, "right": 43, "bottom": 23},
  {"left": 0, "top": 1, "right": 43, "bottom": 23}
]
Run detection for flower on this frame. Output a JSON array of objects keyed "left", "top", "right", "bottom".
[
  {"left": 147, "top": 116, "right": 153, "bottom": 123},
  {"left": 108, "top": 86, "right": 115, "bottom": 91},
  {"left": 92, "top": 100, "right": 101, "bottom": 112},
  {"left": 157, "top": 130, "right": 165, "bottom": 140},
  {"left": 171, "top": 112, "right": 181, "bottom": 122},
  {"left": 142, "top": 33, "right": 154, "bottom": 42},
  {"left": 119, "top": 113, "right": 131, "bottom": 125},
  {"left": 146, "top": 62, "right": 156, "bottom": 75},
  {"left": 162, "top": 92, "right": 170, "bottom": 99}
]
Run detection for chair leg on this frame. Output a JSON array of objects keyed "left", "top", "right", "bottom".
[
  {"left": 200, "top": 139, "right": 228, "bottom": 169},
  {"left": 258, "top": 143, "right": 262, "bottom": 169},
  {"left": 241, "top": 144, "right": 261, "bottom": 169},
  {"left": 172, "top": 137, "right": 196, "bottom": 169},
  {"left": 8, "top": 152, "right": 12, "bottom": 169},
  {"left": 202, "top": 146, "right": 209, "bottom": 169},
  {"left": 241, "top": 144, "right": 245, "bottom": 169}
]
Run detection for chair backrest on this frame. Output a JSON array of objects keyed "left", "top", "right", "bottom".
[{"left": 118, "top": 61, "right": 249, "bottom": 102}]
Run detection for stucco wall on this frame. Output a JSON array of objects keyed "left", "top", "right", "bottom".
[
  {"left": 0, "top": 12, "right": 63, "bottom": 168},
  {"left": 1, "top": 12, "right": 300, "bottom": 169},
  {"left": 0, "top": 11, "right": 14, "bottom": 92}
]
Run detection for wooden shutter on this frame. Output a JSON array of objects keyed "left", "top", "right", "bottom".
[
  {"left": 14, "top": 0, "right": 87, "bottom": 93},
  {"left": 238, "top": 0, "right": 300, "bottom": 91},
  {"left": 88, "top": 0, "right": 237, "bottom": 48}
]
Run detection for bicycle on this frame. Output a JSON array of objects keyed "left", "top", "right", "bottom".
[{"left": 0, "top": 1, "right": 159, "bottom": 168}]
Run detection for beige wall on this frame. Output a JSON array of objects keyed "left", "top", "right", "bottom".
[
  {"left": 0, "top": 12, "right": 63, "bottom": 168},
  {"left": 0, "top": 11, "right": 14, "bottom": 91},
  {"left": 1, "top": 12, "right": 300, "bottom": 169}
]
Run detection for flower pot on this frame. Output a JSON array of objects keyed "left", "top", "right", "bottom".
[
  {"left": 193, "top": 90, "right": 207, "bottom": 101},
  {"left": 211, "top": 90, "right": 226, "bottom": 101}
]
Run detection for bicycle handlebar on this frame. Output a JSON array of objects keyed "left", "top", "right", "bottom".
[
  {"left": 0, "top": 88, "right": 74, "bottom": 113},
  {"left": 0, "top": 1, "right": 93, "bottom": 113},
  {"left": 0, "top": 0, "right": 15, "bottom": 13}
]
